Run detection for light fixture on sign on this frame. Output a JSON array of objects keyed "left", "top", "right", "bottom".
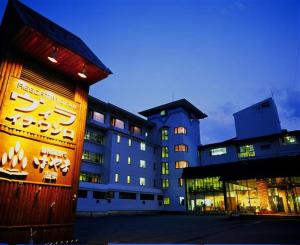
[
  {"left": 78, "top": 64, "right": 87, "bottom": 79},
  {"left": 47, "top": 47, "right": 58, "bottom": 63}
]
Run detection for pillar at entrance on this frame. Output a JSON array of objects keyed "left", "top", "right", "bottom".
[{"left": 256, "top": 179, "right": 270, "bottom": 212}]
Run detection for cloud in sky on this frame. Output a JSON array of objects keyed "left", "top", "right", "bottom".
[
  {"left": 201, "top": 102, "right": 238, "bottom": 144},
  {"left": 275, "top": 88, "right": 300, "bottom": 130},
  {"left": 220, "top": 0, "right": 247, "bottom": 15}
]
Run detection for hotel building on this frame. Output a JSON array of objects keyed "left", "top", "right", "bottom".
[{"left": 78, "top": 97, "right": 300, "bottom": 214}]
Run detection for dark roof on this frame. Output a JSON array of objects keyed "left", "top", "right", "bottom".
[
  {"left": 182, "top": 154, "right": 300, "bottom": 180},
  {"left": 88, "top": 96, "right": 156, "bottom": 128},
  {"left": 11, "top": 0, "right": 111, "bottom": 75},
  {"left": 139, "top": 99, "right": 207, "bottom": 119},
  {"left": 0, "top": 0, "right": 111, "bottom": 84},
  {"left": 199, "top": 130, "right": 300, "bottom": 149}
]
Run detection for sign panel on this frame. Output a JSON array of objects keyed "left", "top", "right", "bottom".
[{"left": 0, "top": 77, "right": 81, "bottom": 185}]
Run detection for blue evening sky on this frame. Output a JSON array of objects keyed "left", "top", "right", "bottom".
[{"left": 1, "top": 0, "right": 299, "bottom": 144}]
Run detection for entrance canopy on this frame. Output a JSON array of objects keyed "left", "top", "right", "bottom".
[{"left": 182, "top": 155, "right": 300, "bottom": 181}]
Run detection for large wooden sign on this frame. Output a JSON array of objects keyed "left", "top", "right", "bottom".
[{"left": 0, "top": 77, "right": 80, "bottom": 185}]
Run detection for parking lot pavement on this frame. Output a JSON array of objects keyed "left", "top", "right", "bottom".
[{"left": 74, "top": 214, "right": 300, "bottom": 244}]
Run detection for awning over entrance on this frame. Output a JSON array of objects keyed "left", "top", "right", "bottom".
[{"left": 182, "top": 155, "right": 300, "bottom": 181}]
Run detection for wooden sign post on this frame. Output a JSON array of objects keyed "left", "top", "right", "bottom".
[{"left": 0, "top": 0, "right": 111, "bottom": 243}]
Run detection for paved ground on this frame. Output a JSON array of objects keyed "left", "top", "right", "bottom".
[{"left": 74, "top": 214, "right": 300, "bottom": 244}]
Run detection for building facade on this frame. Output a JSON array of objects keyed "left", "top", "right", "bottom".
[
  {"left": 184, "top": 98, "right": 300, "bottom": 214},
  {"left": 77, "top": 98, "right": 207, "bottom": 213},
  {"left": 77, "top": 97, "right": 300, "bottom": 214}
]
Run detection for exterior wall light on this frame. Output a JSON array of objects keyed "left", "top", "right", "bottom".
[
  {"left": 47, "top": 47, "right": 58, "bottom": 63},
  {"left": 78, "top": 64, "right": 87, "bottom": 79}
]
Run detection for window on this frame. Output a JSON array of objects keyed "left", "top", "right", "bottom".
[
  {"left": 281, "top": 135, "right": 298, "bottom": 145},
  {"left": 91, "top": 111, "right": 105, "bottom": 123},
  {"left": 140, "top": 160, "right": 146, "bottom": 168},
  {"left": 160, "top": 110, "right": 167, "bottom": 116},
  {"left": 162, "top": 179, "right": 169, "bottom": 188},
  {"left": 140, "top": 177, "right": 146, "bottom": 186},
  {"left": 157, "top": 195, "right": 163, "bottom": 201},
  {"left": 117, "top": 134, "right": 121, "bottom": 143},
  {"left": 140, "top": 194, "right": 154, "bottom": 200},
  {"left": 80, "top": 172, "right": 101, "bottom": 183},
  {"left": 107, "top": 191, "right": 115, "bottom": 199},
  {"left": 161, "top": 162, "right": 169, "bottom": 175},
  {"left": 178, "top": 178, "right": 184, "bottom": 187},
  {"left": 130, "top": 125, "right": 142, "bottom": 135},
  {"left": 127, "top": 176, "right": 131, "bottom": 184},
  {"left": 161, "top": 128, "right": 168, "bottom": 141},
  {"left": 174, "top": 126, "right": 187, "bottom": 134},
  {"left": 119, "top": 192, "right": 136, "bottom": 199},
  {"left": 128, "top": 138, "right": 132, "bottom": 147},
  {"left": 93, "top": 191, "right": 106, "bottom": 199},
  {"left": 115, "top": 153, "right": 120, "bottom": 162},
  {"left": 78, "top": 189, "right": 88, "bottom": 198},
  {"left": 260, "top": 144, "right": 271, "bottom": 150},
  {"left": 140, "top": 142, "right": 146, "bottom": 151},
  {"left": 210, "top": 147, "right": 227, "bottom": 156},
  {"left": 128, "top": 156, "right": 132, "bottom": 165},
  {"left": 175, "top": 160, "right": 189, "bottom": 169},
  {"left": 115, "top": 173, "right": 119, "bottom": 183},
  {"left": 238, "top": 145, "right": 255, "bottom": 158},
  {"left": 163, "top": 197, "right": 170, "bottom": 205},
  {"left": 175, "top": 144, "right": 188, "bottom": 152},
  {"left": 82, "top": 150, "right": 104, "bottom": 163},
  {"left": 111, "top": 117, "right": 125, "bottom": 129},
  {"left": 179, "top": 197, "right": 185, "bottom": 206},
  {"left": 161, "top": 146, "right": 169, "bottom": 158},
  {"left": 84, "top": 130, "right": 105, "bottom": 145}
]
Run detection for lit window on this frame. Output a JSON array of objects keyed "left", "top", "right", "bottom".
[
  {"left": 114, "top": 173, "right": 119, "bottom": 183},
  {"left": 179, "top": 197, "right": 185, "bottom": 206},
  {"left": 82, "top": 150, "right": 104, "bottom": 164},
  {"left": 175, "top": 144, "right": 188, "bottom": 152},
  {"left": 163, "top": 197, "right": 170, "bottom": 205},
  {"left": 160, "top": 110, "right": 166, "bottom": 116},
  {"left": 161, "top": 146, "right": 168, "bottom": 158},
  {"left": 174, "top": 126, "right": 187, "bottom": 134},
  {"left": 117, "top": 134, "right": 121, "bottom": 143},
  {"left": 127, "top": 176, "right": 131, "bottom": 184},
  {"left": 210, "top": 147, "right": 227, "bottom": 156},
  {"left": 238, "top": 145, "right": 255, "bottom": 158},
  {"left": 115, "top": 153, "right": 120, "bottom": 162},
  {"left": 178, "top": 178, "right": 184, "bottom": 186},
  {"left": 130, "top": 125, "right": 142, "bottom": 135},
  {"left": 128, "top": 156, "right": 132, "bottom": 165},
  {"left": 139, "top": 177, "right": 146, "bottom": 186},
  {"left": 161, "top": 128, "right": 168, "bottom": 141},
  {"left": 91, "top": 111, "right": 105, "bottom": 123},
  {"left": 80, "top": 172, "right": 101, "bottom": 183},
  {"left": 140, "top": 160, "right": 146, "bottom": 168},
  {"left": 175, "top": 160, "right": 189, "bottom": 169},
  {"left": 140, "top": 142, "right": 146, "bottom": 151},
  {"left": 128, "top": 138, "right": 132, "bottom": 147},
  {"left": 161, "top": 162, "right": 169, "bottom": 175},
  {"left": 145, "top": 132, "right": 148, "bottom": 137},
  {"left": 111, "top": 117, "right": 125, "bottom": 129},
  {"left": 84, "top": 130, "right": 105, "bottom": 145},
  {"left": 162, "top": 179, "right": 169, "bottom": 188},
  {"left": 281, "top": 135, "right": 298, "bottom": 145}
]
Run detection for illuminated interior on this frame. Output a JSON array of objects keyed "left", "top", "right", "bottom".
[{"left": 186, "top": 177, "right": 300, "bottom": 214}]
